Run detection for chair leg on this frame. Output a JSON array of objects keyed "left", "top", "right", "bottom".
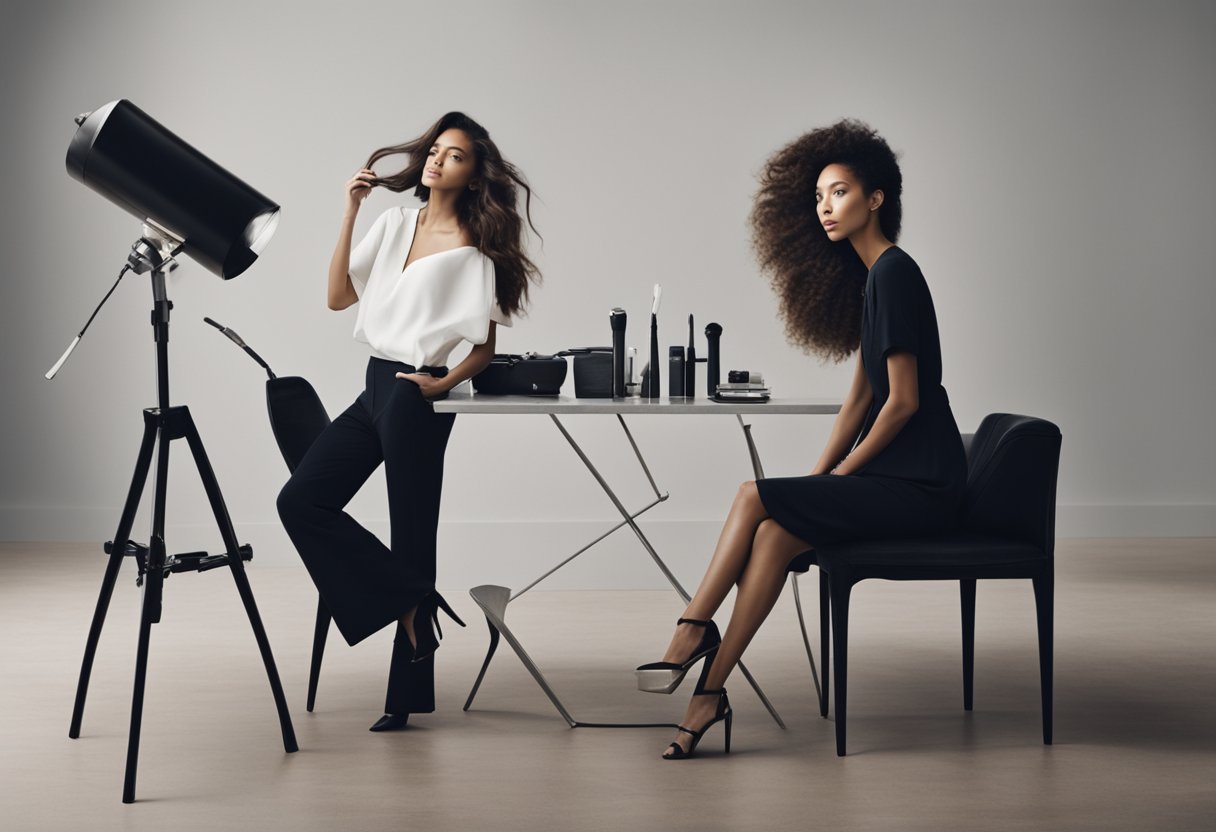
[
  {"left": 819, "top": 570, "right": 830, "bottom": 718},
  {"left": 1032, "top": 569, "right": 1054, "bottom": 745},
  {"left": 961, "top": 579, "right": 976, "bottom": 711},
  {"left": 829, "top": 574, "right": 852, "bottom": 756},
  {"left": 307, "top": 595, "right": 331, "bottom": 713}
]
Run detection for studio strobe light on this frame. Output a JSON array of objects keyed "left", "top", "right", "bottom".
[{"left": 55, "top": 99, "right": 297, "bottom": 805}]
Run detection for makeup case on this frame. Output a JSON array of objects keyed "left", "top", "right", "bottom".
[{"left": 472, "top": 352, "right": 568, "bottom": 396}]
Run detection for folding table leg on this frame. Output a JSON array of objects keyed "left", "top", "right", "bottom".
[
  {"left": 790, "top": 573, "right": 823, "bottom": 703},
  {"left": 462, "top": 412, "right": 790, "bottom": 729},
  {"left": 548, "top": 414, "right": 787, "bottom": 729}
]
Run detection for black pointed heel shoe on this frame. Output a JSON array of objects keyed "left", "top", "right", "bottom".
[
  {"left": 369, "top": 713, "right": 410, "bottom": 732},
  {"left": 635, "top": 618, "right": 722, "bottom": 694},
  {"left": 410, "top": 590, "right": 467, "bottom": 663},
  {"left": 662, "top": 687, "right": 732, "bottom": 760}
]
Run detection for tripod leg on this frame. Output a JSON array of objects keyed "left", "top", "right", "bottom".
[
  {"left": 123, "top": 543, "right": 163, "bottom": 804},
  {"left": 124, "top": 416, "right": 171, "bottom": 804},
  {"left": 307, "top": 595, "right": 331, "bottom": 712},
  {"left": 70, "top": 413, "right": 159, "bottom": 739},
  {"left": 181, "top": 412, "right": 298, "bottom": 753}
]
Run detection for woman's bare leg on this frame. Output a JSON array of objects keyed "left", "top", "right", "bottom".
[
  {"left": 664, "top": 517, "right": 812, "bottom": 756},
  {"left": 657, "top": 481, "right": 769, "bottom": 664},
  {"left": 399, "top": 608, "right": 416, "bottom": 648}
]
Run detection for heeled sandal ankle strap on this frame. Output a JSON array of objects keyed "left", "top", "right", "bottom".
[
  {"left": 663, "top": 689, "right": 733, "bottom": 759},
  {"left": 676, "top": 617, "right": 712, "bottom": 627},
  {"left": 693, "top": 679, "right": 729, "bottom": 698}
]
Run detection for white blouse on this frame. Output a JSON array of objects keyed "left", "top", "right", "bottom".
[{"left": 347, "top": 205, "right": 512, "bottom": 368}]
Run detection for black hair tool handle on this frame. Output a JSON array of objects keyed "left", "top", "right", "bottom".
[
  {"left": 648, "top": 313, "right": 661, "bottom": 398},
  {"left": 669, "top": 346, "right": 685, "bottom": 397},
  {"left": 646, "top": 285, "right": 662, "bottom": 399},
  {"left": 705, "top": 322, "right": 722, "bottom": 398},
  {"left": 684, "top": 313, "right": 697, "bottom": 398},
  {"left": 610, "top": 308, "right": 627, "bottom": 398}
]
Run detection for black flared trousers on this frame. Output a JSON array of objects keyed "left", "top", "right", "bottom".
[{"left": 276, "top": 356, "right": 456, "bottom": 714}]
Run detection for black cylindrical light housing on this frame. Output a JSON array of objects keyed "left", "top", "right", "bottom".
[{"left": 66, "top": 99, "right": 280, "bottom": 279}]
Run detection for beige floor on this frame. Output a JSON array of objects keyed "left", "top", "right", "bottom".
[{"left": 1, "top": 539, "right": 1213, "bottom": 831}]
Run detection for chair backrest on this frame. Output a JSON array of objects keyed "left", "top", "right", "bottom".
[
  {"left": 266, "top": 376, "right": 332, "bottom": 473},
  {"left": 961, "top": 413, "right": 1062, "bottom": 556}
]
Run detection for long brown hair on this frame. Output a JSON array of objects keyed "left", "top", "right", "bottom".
[
  {"left": 364, "top": 112, "right": 542, "bottom": 317},
  {"left": 749, "top": 118, "right": 903, "bottom": 363}
]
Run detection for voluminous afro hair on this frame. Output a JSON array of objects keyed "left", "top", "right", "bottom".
[{"left": 749, "top": 118, "right": 903, "bottom": 363}]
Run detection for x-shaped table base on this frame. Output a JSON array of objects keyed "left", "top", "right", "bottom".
[{"left": 461, "top": 412, "right": 823, "bottom": 729}]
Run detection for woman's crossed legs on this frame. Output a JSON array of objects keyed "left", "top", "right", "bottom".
[{"left": 658, "top": 481, "right": 811, "bottom": 757}]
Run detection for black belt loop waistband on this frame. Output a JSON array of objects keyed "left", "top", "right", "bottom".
[
  {"left": 362, "top": 357, "right": 454, "bottom": 409},
  {"left": 367, "top": 356, "right": 449, "bottom": 378}
]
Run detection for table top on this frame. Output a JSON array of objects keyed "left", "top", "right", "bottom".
[{"left": 433, "top": 386, "right": 841, "bottom": 415}]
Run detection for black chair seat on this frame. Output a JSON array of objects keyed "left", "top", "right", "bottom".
[
  {"left": 787, "top": 550, "right": 817, "bottom": 574},
  {"left": 817, "top": 531, "right": 1045, "bottom": 569},
  {"left": 789, "top": 531, "right": 1044, "bottom": 574}
]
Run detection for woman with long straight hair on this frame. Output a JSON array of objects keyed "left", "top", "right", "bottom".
[
  {"left": 635, "top": 118, "right": 967, "bottom": 758},
  {"left": 277, "top": 111, "right": 541, "bottom": 732}
]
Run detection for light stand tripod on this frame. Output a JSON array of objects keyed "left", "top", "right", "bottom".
[{"left": 65, "top": 229, "right": 297, "bottom": 803}]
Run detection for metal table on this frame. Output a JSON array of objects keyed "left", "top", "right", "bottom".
[{"left": 434, "top": 388, "right": 841, "bottom": 728}]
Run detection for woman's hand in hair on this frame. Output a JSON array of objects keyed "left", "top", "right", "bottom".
[{"left": 344, "top": 168, "right": 376, "bottom": 215}]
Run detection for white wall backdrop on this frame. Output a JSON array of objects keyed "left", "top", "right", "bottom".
[{"left": 1, "top": 0, "right": 1213, "bottom": 588}]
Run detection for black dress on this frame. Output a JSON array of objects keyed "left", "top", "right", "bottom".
[{"left": 755, "top": 245, "right": 967, "bottom": 550}]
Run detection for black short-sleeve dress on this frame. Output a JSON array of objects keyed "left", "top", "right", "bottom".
[{"left": 755, "top": 245, "right": 967, "bottom": 549}]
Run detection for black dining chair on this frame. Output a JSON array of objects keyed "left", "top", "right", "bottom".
[
  {"left": 264, "top": 374, "right": 335, "bottom": 713},
  {"left": 788, "top": 413, "right": 1062, "bottom": 756},
  {"left": 210, "top": 320, "right": 364, "bottom": 713}
]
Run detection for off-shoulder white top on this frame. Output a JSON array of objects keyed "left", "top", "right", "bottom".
[{"left": 347, "top": 205, "right": 512, "bottom": 368}]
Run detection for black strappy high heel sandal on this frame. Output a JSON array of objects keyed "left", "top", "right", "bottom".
[
  {"left": 662, "top": 687, "right": 732, "bottom": 760},
  {"left": 635, "top": 618, "right": 722, "bottom": 694},
  {"left": 409, "top": 590, "right": 467, "bottom": 663}
]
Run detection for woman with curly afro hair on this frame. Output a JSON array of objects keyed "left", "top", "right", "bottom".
[{"left": 635, "top": 118, "right": 967, "bottom": 759}]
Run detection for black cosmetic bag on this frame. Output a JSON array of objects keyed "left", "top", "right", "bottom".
[
  {"left": 472, "top": 352, "right": 568, "bottom": 396},
  {"left": 562, "top": 347, "right": 613, "bottom": 398}
]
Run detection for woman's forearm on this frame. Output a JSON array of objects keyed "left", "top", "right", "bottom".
[
  {"left": 831, "top": 399, "right": 917, "bottom": 475},
  {"left": 327, "top": 210, "right": 359, "bottom": 310},
  {"left": 439, "top": 341, "right": 495, "bottom": 391},
  {"left": 812, "top": 399, "right": 871, "bottom": 475}
]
